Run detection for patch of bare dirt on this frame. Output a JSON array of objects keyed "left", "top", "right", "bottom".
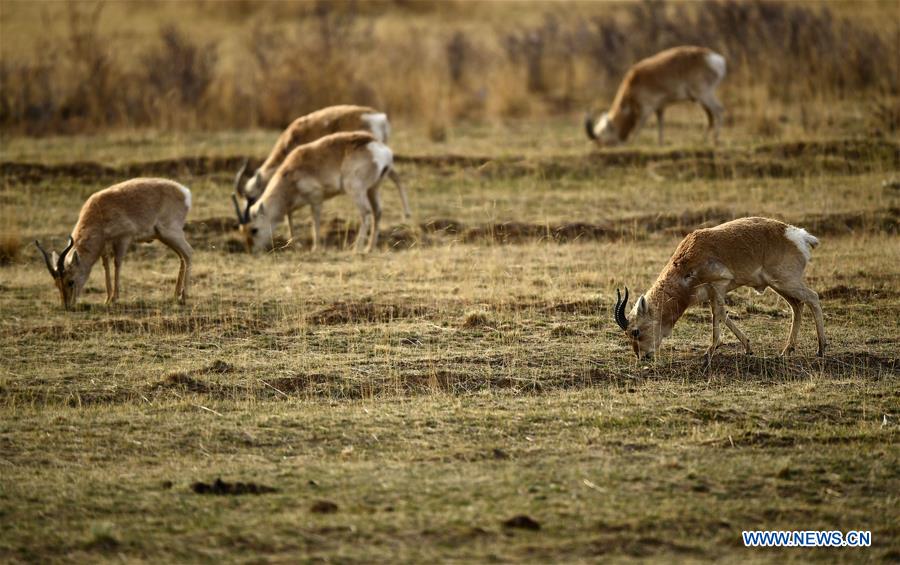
[
  {"left": 395, "top": 154, "right": 497, "bottom": 168},
  {"left": 268, "top": 373, "right": 336, "bottom": 395},
  {"left": 647, "top": 155, "right": 892, "bottom": 181},
  {"left": 502, "top": 515, "right": 541, "bottom": 530},
  {"left": 191, "top": 478, "right": 277, "bottom": 495},
  {"left": 800, "top": 209, "right": 900, "bottom": 236},
  {"left": 5, "top": 139, "right": 896, "bottom": 186},
  {"left": 153, "top": 360, "right": 239, "bottom": 395},
  {"left": 421, "top": 218, "right": 464, "bottom": 234},
  {"left": 820, "top": 285, "right": 900, "bottom": 301},
  {"left": 179, "top": 207, "right": 897, "bottom": 254},
  {"left": 310, "top": 500, "right": 339, "bottom": 513},
  {"left": 462, "top": 221, "right": 619, "bottom": 243},
  {"left": 754, "top": 139, "right": 900, "bottom": 162},
  {"left": 14, "top": 314, "right": 245, "bottom": 340},
  {"left": 695, "top": 351, "right": 898, "bottom": 379},
  {"left": 0, "top": 156, "right": 263, "bottom": 184},
  {"left": 158, "top": 373, "right": 212, "bottom": 393}
]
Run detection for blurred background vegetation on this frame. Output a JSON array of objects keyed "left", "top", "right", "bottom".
[{"left": 0, "top": 0, "right": 898, "bottom": 137}]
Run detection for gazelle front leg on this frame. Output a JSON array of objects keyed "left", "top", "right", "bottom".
[
  {"left": 655, "top": 108, "right": 665, "bottom": 145},
  {"left": 705, "top": 302, "right": 722, "bottom": 359},
  {"left": 110, "top": 237, "right": 131, "bottom": 304},
  {"left": 286, "top": 210, "right": 296, "bottom": 242},
  {"left": 309, "top": 202, "right": 323, "bottom": 252},
  {"left": 704, "top": 285, "right": 730, "bottom": 360}
]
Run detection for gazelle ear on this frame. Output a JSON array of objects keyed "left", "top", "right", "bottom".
[
  {"left": 70, "top": 250, "right": 80, "bottom": 266},
  {"left": 636, "top": 296, "right": 648, "bottom": 315},
  {"left": 257, "top": 203, "right": 265, "bottom": 217}
]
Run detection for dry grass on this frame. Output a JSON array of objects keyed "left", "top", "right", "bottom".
[
  {"left": 1, "top": 114, "right": 899, "bottom": 561},
  {"left": 1, "top": 2, "right": 899, "bottom": 561},
  {"left": 1, "top": 1, "right": 897, "bottom": 134}
]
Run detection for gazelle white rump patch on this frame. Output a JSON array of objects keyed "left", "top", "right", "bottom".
[
  {"left": 367, "top": 141, "right": 393, "bottom": 176},
  {"left": 175, "top": 183, "right": 192, "bottom": 210},
  {"left": 784, "top": 225, "right": 818, "bottom": 261},
  {"left": 705, "top": 52, "right": 727, "bottom": 79},
  {"left": 361, "top": 113, "right": 390, "bottom": 142}
]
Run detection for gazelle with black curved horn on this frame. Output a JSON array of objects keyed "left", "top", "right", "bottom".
[
  {"left": 35, "top": 235, "right": 75, "bottom": 280},
  {"left": 35, "top": 178, "right": 194, "bottom": 310},
  {"left": 613, "top": 287, "right": 630, "bottom": 331},
  {"left": 615, "top": 217, "right": 826, "bottom": 361},
  {"left": 231, "top": 193, "right": 256, "bottom": 252},
  {"left": 233, "top": 105, "right": 411, "bottom": 240}
]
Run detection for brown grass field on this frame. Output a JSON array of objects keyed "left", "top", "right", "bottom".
[{"left": 2, "top": 1, "right": 900, "bottom": 563}]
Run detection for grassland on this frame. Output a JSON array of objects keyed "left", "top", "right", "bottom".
[{"left": 1, "top": 109, "right": 898, "bottom": 562}]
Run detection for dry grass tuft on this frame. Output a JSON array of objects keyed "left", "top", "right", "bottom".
[
  {"left": 462, "top": 310, "right": 494, "bottom": 328},
  {"left": 0, "top": 232, "right": 22, "bottom": 266}
]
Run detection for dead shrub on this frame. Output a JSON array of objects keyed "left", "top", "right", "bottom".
[
  {"left": 0, "top": 232, "right": 21, "bottom": 266},
  {"left": 0, "top": 1, "right": 896, "bottom": 132},
  {"left": 139, "top": 26, "right": 218, "bottom": 129}
]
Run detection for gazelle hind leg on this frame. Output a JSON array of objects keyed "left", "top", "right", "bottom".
[
  {"left": 772, "top": 290, "right": 803, "bottom": 356},
  {"left": 365, "top": 187, "right": 382, "bottom": 253},
  {"left": 798, "top": 288, "right": 826, "bottom": 357},
  {"left": 102, "top": 252, "right": 113, "bottom": 304},
  {"left": 773, "top": 286, "right": 825, "bottom": 356},
  {"left": 699, "top": 94, "right": 723, "bottom": 145},
  {"left": 156, "top": 228, "right": 193, "bottom": 303},
  {"left": 349, "top": 189, "right": 374, "bottom": 253},
  {"left": 387, "top": 169, "right": 411, "bottom": 219}
]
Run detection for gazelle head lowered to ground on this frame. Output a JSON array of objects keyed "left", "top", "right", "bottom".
[
  {"left": 35, "top": 236, "right": 84, "bottom": 310},
  {"left": 233, "top": 132, "right": 397, "bottom": 254},
  {"left": 613, "top": 217, "right": 826, "bottom": 361},
  {"left": 613, "top": 287, "right": 669, "bottom": 360},
  {"left": 585, "top": 45, "right": 726, "bottom": 146},
  {"left": 232, "top": 192, "right": 267, "bottom": 253},
  {"left": 232, "top": 105, "right": 405, "bottom": 209},
  {"left": 35, "top": 178, "right": 193, "bottom": 310}
]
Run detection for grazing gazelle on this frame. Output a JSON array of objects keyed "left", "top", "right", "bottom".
[
  {"left": 234, "top": 105, "right": 411, "bottom": 237},
  {"left": 233, "top": 131, "right": 395, "bottom": 254},
  {"left": 585, "top": 46, "right": 726, "bottom": 146},
  {"left": 613, "top": 217, "right": 826, "bottom": 360},
  {"left": 35, "top": 178, "right": 193, "bottom": 309}
]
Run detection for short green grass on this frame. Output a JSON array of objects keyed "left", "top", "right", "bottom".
[{"left": 1, "top": 122, "right": 898, "bottom": 562}]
